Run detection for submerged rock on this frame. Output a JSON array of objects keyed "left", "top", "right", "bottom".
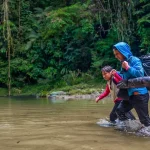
[
  {"left": 97, "top": 118, "right": 150, "bottom": 137},
  {"left": 115, "top": 119, "right": 142, "bottom": 132},
  {"left": 123, "top": 120, "right": 143, "bottom": 132},
  {"left": 115, "top": 120, "right": 150, "bottom": 137}
]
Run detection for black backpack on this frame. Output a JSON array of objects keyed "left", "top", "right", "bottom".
[
  {"left": 139, "top": 54, "right": 150, "bottom": 76},
  {"left": 117, "top": 54, "right": 150, "bottom": 92}
]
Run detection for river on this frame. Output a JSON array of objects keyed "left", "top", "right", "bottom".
[{"left": 0, "top": 97, "right": 149, "bottom": 150}]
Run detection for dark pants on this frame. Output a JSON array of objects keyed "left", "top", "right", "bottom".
[
  {"left": 116, "top": 93, "right": 150, "bottom": 126},
  {"left": 110, "top": 101, "right": 135, "bottom": 122}
]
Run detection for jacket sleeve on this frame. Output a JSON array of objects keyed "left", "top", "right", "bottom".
[
  {"left": 113, "top": 72, "right": 122, "bottom": 84},
  {"left": 127, "top": 57, "right": 144, "bottom": 77},
  {"left": 98, "top": 84, "right": 110, "bottom": 100}
]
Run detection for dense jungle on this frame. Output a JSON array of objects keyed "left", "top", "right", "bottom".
[{"left": 0, "top": 0, "right": 150, "bottom": 96}]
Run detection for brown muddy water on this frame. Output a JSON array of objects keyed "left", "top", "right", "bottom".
[{"left": 0, "top": 97, "right": 150, "bottom": 150}]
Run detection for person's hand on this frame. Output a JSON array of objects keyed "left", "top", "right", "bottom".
[
  {"left": 95, "top": 97, "right": 100, "bottom": 103},
  {"left": 110, "top": 69, "right": 116, "bottom": 76},
  {"left": 122, "top": 61, "right": 130, "bottom": 70}
]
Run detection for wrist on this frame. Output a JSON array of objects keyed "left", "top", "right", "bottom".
[
  {"left": 96, "top": 97, "right": 100, "bottom": 102},
  {"left": 125, "top": 65, "right": 130, "bottom": 71}
]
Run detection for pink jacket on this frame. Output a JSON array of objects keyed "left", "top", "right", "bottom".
[{"left": 98, "top": 72, "right": 122, "bottom": 103}]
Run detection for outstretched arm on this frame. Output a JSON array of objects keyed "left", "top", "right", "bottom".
[{"left": 96, "top": 84, "right": 110, "bottom": 103}]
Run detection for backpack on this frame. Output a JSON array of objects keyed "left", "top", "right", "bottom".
[
  {"left": 117, "top": 54, "right": 150, "bottom": 91},
  {"left": 139, "top": 54, "right": 150, "bottom": 76}
]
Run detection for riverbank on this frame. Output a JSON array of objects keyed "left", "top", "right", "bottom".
[
  {"left": 0, "top": 81, "right": 105, "bottom": 99},
  {"left": 1, "top": 81, "right": 150, "bottom": 100},
  {"left": 47, "top": 91, "right": 100, "bottom": 100}
]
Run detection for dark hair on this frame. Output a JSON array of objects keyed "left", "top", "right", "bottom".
[
  {"left": 113, "top": 46, "right": 117, "bottom": 50},
  {"left": 101, "top": 66, "right": 113, "bottom": 73}
]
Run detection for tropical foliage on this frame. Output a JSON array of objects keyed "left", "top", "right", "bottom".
[{"left": 0, "top": 0, "right": 149, "bottom": 94}]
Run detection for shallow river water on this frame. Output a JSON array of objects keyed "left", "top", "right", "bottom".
[{"left": 0, "top": 97, "right": 150, "bottom": 150}]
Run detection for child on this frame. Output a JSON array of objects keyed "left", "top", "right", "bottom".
[{"left": 95, "top": 66, "right": 135, "bottom": 123}]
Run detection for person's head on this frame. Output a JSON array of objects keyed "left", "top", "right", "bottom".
[
  {"left": 113, "top": 42, "right": 133, "bottom": 61},
  {"left": 101, "top": 66, "right": 113, "bottom": 81},
  {"left": 113, "top": 48, "right": 125, "bottom": 61}
]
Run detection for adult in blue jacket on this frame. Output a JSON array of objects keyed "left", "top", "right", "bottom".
[{"left": 113, "top": 42, "right": 150, "bottom": 127}]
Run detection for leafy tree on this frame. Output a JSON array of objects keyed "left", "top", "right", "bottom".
[
  {"left": 134, "top": 0, "right": 150, "bottom": 53},
  {"left": 0, "top": 0, "right": 149, "bottom": 92}
]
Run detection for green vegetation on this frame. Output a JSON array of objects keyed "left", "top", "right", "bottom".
[
  {"left": 0, "top": 71, "right": 105, "bottom": 96},
  {"left": 0, "top": 0, "right": 149, "bottom": 96}
]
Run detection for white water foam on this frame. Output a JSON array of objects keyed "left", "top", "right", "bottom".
[{"left": 97, "top": 118, "right": 150, "bottom": 137}]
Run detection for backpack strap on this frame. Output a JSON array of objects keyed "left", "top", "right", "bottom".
[{"left": 139, "top": 54, "right": 150, "bottom": 76}]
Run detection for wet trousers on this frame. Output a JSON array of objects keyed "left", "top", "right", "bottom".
[
  {"left": 116, "top": 93, "right": 150, "bottom": 126},
  {"left": 110, "top": 101, "right": 135, "bottom": 122}
]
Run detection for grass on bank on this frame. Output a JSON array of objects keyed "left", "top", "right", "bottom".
[
  {"left": 0, "top": 78, "right": 105, "bottom": 97},
  {"left": 0, "top": 71, "right": 105, "bottom": 97}
]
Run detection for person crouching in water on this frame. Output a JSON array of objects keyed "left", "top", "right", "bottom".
[{"left": 95, "top": 66, "right": 135, "bottom": 123}]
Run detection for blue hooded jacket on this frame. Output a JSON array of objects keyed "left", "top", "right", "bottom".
[{"left": 113, "top": 42, "right": 148, "bottom": 96}]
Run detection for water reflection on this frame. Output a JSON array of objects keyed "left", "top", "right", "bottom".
[{"left": 0, "top": 97, "right": 149, "bottom": 150}]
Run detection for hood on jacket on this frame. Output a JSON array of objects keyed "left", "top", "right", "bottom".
[{"left": 113, "top": 42, "right": 133, "bottom": 59}]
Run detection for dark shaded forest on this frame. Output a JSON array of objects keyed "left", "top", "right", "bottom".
[{"left": 0, "top": 0, "right": 150, "bottom": 95}]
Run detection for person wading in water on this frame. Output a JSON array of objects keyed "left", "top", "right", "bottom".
[{"left": 95, "top": 65, "right": 135, "bottom": 123}]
